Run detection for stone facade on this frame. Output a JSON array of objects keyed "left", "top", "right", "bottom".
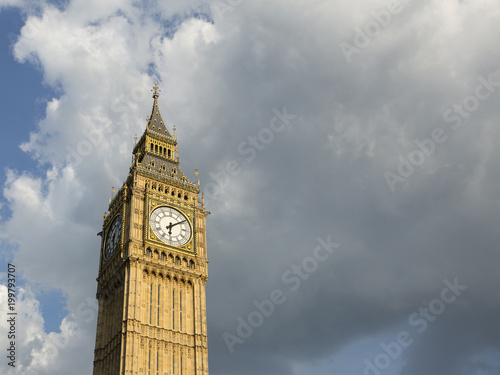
[{"left": 93, "top": 84, "right": 209, "bottom": 375}]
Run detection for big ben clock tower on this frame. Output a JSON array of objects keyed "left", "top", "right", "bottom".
[{"left": 92, "top": 83, "right": 209, "bottom": 375}]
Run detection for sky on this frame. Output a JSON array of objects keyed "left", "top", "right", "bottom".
[{"left": 1, "top": 0, "right": 500, "bottom": 374}]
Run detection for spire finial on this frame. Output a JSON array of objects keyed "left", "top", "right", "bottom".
[
  {"left": 152, "top": 81, "right": 161, "bottom": 99},
  {"left": 109, "top": 186, "right": 116, "bottom": 204},
  {"left": 194, "top": 169, "right": 200, "bottom": 185}
]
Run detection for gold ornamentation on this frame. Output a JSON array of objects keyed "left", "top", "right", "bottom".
[
  {"left": 152, "top": 81, "right": 161, "bottom": 99},
  {"left": 109, "top": 186, "right": 115, "bottom": 204}
]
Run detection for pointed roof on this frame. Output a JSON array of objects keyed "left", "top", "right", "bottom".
[
  {"left": 146, "top": 82, "right": 173, "bottom": 138},
  {"left": 130, "top": 82, "right": 199, "bottom": 193}
]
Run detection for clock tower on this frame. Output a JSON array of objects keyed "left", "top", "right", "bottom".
[{"left": 92, "top": 83, "right": 210, "bottom": 375}]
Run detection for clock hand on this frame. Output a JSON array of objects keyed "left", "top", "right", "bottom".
[
  {"left": 166, "top": 222, "right": 173, "bottom": 235},
  {"left": 169, "top": 219, "right": 187, "bottom": 228},
  {"left": 166, "top": 220, "right": 187, "bottom": 235}
]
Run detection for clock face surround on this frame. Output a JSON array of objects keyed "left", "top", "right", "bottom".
[
  {"left": 150, "top": 206, "right": 192, "bottom": 247},
  {"left": 105, "top": 215, "right": 122, "bottom": 259}
]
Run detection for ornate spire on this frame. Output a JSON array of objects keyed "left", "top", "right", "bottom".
[
  {"left": 152, "top": 81, "right": 161, "bottom": 99},
  {"left": 131, "top": 82, "right": 200, "bottom": 194},
  {"left": 146, "top": 82, "right": 171, "bottom": 137}
]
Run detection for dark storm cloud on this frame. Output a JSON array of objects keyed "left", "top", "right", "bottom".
[{"left": 193, "top": 1, "right": 500, "bottom": 374}]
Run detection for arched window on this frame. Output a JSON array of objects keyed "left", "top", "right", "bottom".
[
  {"left": 146, "top": 248, "right": 152, "bottom": 257},
  {"left": 189, "top": 261, "right": 195, "bottom": 269},
  {"left": 175, "top": 257, "right": 181, "bottom": 265},
  {"left": 168, "top": 149, "right": 171, "bottom": 157}
]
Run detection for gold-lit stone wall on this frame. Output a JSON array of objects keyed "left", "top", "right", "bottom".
[
  {"left": 93, "top": 268, "right": 125, "bottom": 374},
  {"left": 93, "top": 87, "right": 209, "bottom": 375},
  {"left": 93, "top": 171, "right": 209, "bottom": 375}
]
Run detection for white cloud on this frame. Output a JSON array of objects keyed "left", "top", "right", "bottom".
[
  {"left": 0, "top": 0, "right": 23, "bottom": 10},
  {"left": 0, "top": 285, "right": 94, "bottom": 375}
]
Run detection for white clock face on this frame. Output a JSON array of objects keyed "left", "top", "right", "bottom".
[
  {"left": 105, "top": 215, "right": 122, "bottom": 259},
  {"left": 150, "top": 206, "right": 192, "bottom": 247}
]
